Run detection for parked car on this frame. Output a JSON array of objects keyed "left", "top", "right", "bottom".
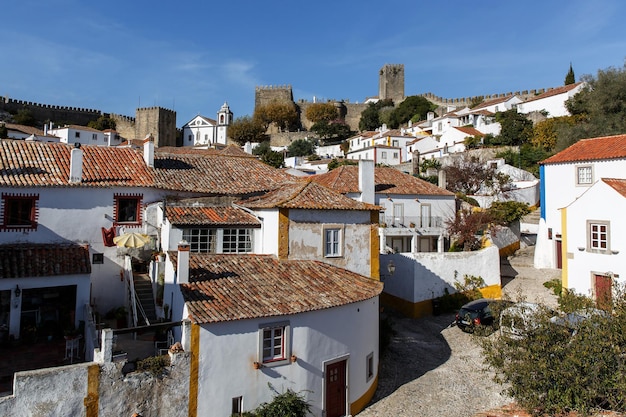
[
  {"left": 455, "top": 298, "right": 512, "bottom": 333},
  {"left": 549, "top": 308, "right": 609, "bottom": 337},
  {"left": 499, "top": 301, "right": 544, "bottom": 339}
]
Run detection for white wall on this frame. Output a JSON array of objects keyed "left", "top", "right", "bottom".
[
  {"left": 564, "top": 181, "right": 625, "bottom": 296},
  {"left": 195, "top": 298, "right": 379, "bottom": 416}
]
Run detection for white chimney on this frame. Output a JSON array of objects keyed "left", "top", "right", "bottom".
[
  {"left": 69, "top": 143, "right": 83, "bottom": 183},
  {"left": 43, "top": 123, "right": 48, "bottom": 136},
  {"left": 143, "top": 135, "right": 154, "bottom": 168},
  {"left": 438, "top": 169, "right": 447, "bottom": 189},
  {"left": 358, "top": 159, "right": 375, "bottom": 204},
  {"left": 177, "top": 240, "right": 190, "bottom": 284}
]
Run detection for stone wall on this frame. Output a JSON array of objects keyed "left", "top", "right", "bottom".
[
  {"left": 379, "top": 64, "right": 405, "bottom": 103},
  {"left": 0, "top": 97, "right": 102, "bottom": 126},
  {"left": 135, "top": 107, "right": 177, "bottom": 147}
]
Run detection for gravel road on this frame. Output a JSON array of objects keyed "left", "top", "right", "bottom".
[{"left": 357, "top": 246, "right": 561, "bottom": 417}]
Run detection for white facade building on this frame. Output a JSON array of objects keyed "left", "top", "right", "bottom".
[
  {"left": 181, "top": 102, "right": 232, "bottom": 148},
  {"left": 517, "top": 82, "right": 584, "bottom": 118}
]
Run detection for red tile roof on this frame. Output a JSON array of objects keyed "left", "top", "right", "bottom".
[
  {"left": 0, "top": 140, "right": 291, "bottom": 195},
  {"left": 0, "top": 244, "right": 91, "bottom": 278},
  {"left": 2, "top": 123, "right": 46, "bottom": 136},
  {"left": 540, "top": 134, "right": 626, "bottom": 164},
  {"left": 165, "top": 205, "right": 261, "bottom": 226},
  {"left": 311, "top": 166, "right": 454, "bottom": 196},
  {"left": 175, "top": 254, "right": 383, "bottom": 323},
  {"left": 523, "top": 82, "right": 583, "bottom": 103},
  {"left": 602, "top": 178, "right": 626, "bottom": 198},
  {"left": 238, "top": 180, "right": 380, "bottom": 211},
  {"left": 471, "top": 95, "right": 515, "bottom": 110},
  {"left": 454, "top": 126, "right": 484, "bottom": 137}
]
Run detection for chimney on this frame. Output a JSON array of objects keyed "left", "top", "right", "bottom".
[
  {"left": 358, "top": 159, "right": 375, "bottom": 204},
  {"left": 43, "top": 123, "right": 48, "bottom": 136},
  {"left": 69, "top": 143, "right": 83, "bottom": 183},
  {"left": 143, "top": 134, "right": 154, "bottom": 168},
  {"left": 177, "top": 240, "right": 190, "bottom": 284},
  {"left": 438, "top": 169, "right": 447, "bottom": 189}
]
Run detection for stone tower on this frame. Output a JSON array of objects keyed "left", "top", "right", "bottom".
[
  {"left": 379, "top": 64, "right": 405, "bottom": 104},
  {"left": 216, "top": 102, "right": 233, "bottom": 145},
  {"left": 135, "top": 107, "right": 177, "bottom": 147}
]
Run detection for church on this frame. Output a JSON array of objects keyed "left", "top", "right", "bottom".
[{"left": 180, "top": 101, "right": 233, "bottom": 148}]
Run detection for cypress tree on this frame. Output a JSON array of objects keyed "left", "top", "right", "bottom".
[{"left": 565, "top": 63, "right": 576, "bottom": 85}]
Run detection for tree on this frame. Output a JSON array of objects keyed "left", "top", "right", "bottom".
[
  {"left": 488, "top": 201, "right": 531, "bottom": 225},
  {"left": 14, "top": 108, "right": 37, "bottom": 126},
  {"left": 358, "top": 99, "right": 394, "bottom": 131},
  {"left": 0, "top": 123, "right": 7, "bottom": 139},
  {"left": 252, "top": 141, "right": 284, "bottom": 169},
  {"left": 495, "top": 144, "right": 550, "bottom": 177},
  {"left": 88, "top": 115, "right": 116, "bottom": 131},
  {"left": 481, "top": 286, "right": 626, "bottom": 416},
  {"left": 446, "top": 208, "right": 495, "bottom": 251},
  {"left": 254, "top": 101, "right": 299, "bottom": 132},
  {"left": 250, "top": 386, "right": 312, "bottom": 417},
  {"left": 564, "top": 62, "right": 576, "bottom": 85},
  {"left": 304, "top": 103, "right": 337, "bottom": 123},
  {"left": 327, "top": 158, "right": 357, "bottom": 171},
  {"left": 464, "top": 134, "right": 483, "bottom": 149},
  {"left": 531, "top": 116, "right": 577, "bottom": 152},
  {"left": 310, "top": 119, "right": 352, "bottom": 142},
  {"left": 388, "top": 95, "right": 436, "bottom": 128},
  {"left": 443, "top": 154, "right": 511, "bottom": 196},
  {"left": 494, "top": 109, "right": 533, "bottom": 146},
  {"left": 287, "top": 138, "right": 316, "bottom": 157},
  {"left": 228, "top": 116, "right": 267, "bottom": 145}
]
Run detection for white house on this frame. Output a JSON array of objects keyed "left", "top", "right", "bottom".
[
  {"left": 406, "top": 135, "right": 441, "bottom": 160},
  {"left": 47, "top": 124, "right": 110, "bottom": 147},
  {"left": 535, "top": 134, "right": 626, "bottom": 269},
  {"left": 166, "top": 251, "right": 382, "bottom": 417},
  {"left": 438, "top": 126, "right": 485, "bottom": 156},
  {"left": 346, "top": 127, "right": 414, "bottom": 164},
  {"left": 517, "top": 82, "right": 584, "bottom": 118},
  {"left": 561, "top": 178, "right": 624, "bottom": 304},
  {"left": 181, "top": 102, "right": 232, "bottom": 148},
  {"left": 1, "top": 123, "right": 59, "bottom": 142},
  {"left": 470, "top": 95, "right": 523, "bottom": 114}
]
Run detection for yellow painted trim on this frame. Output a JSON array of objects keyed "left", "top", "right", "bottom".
[
  {"left": 561, "top": 208, "right": 568, "bottom": 289},
  {"left": 380, "top": 292, "right": 433, "bottom": 318},
  {"left": 188, "top": 323, "right": 200, "bottom": 417},
  {"left": 498, "top": 241, "right": 520, "bottom": 258},
  {"left": 371, "top": 211, "right": 380, "bottom": 280},
  {"left": 350, "top": 374, "right": 378, "bottom": 415},
  {"left": 278, "top": 208, "right": 289, "bottom": 260},
  {"left": 479, "top": 284, "right": 502, "bottom": 299},
  {"left": 84, "top": 364, "right": 100, "bottom": 417}
]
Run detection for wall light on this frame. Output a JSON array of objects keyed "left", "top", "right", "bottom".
[
  {"left": 14, "top": 285, "right": 21, "bottom": 298},
  {"left": 577, "top": 247, "right": 585, "bottom": 251}
]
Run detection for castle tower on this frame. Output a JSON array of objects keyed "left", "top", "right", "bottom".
[
  {"left": 216, "top": 102, "right": 233, "bottom": 145},
  {"left": 135, "top": 107, "right": 177, "bottom": 147},
  {"left": 379, "top": 64, "right": 405, "bottom": 104}
]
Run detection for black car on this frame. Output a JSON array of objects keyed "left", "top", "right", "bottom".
[{"left": 455, "top": 298, "right": 512, "bottom": 333}]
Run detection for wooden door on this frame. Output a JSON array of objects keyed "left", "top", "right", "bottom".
[
  {"left": 325, "top": 360, "right": 347, "bottom": 417},
  {"left": 555, "top": 240, "right": 562, "bottom": 269},
  {"left": 595, "top": 274, "right": 612, "bottom": 310}
]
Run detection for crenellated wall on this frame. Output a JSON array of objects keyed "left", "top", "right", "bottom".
[{"left": 0, "top": 97, "right": 102, "bottom": 126}]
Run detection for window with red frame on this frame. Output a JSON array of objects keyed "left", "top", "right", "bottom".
[
  {"left": 1, "top": 193, "right": 39, "bottom": 230},
  {"left": 114, "top": 194, "right": 142, "bottom": 225}
]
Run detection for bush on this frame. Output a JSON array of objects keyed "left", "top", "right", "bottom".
[
  {"left": 137, "top": 355, "right": 170, "bottom": 377},
  {"left": 252, "top": 385, "right": 311, "bottom": 417}
]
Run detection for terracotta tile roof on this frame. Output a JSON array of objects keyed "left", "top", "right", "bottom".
[
  {"left": 155, "top": 146, "right": 220, "bottom": 155},
  {"left": 540, "top": 134, "right": 626, "bottom": 164},
  {"left": 153, "top": 150, "right": 291, "bottom": 195},
  {"left": 63, "top": 125, "right": 102, "bottom": 133},
  {"left": 218, "top": 145, "right": 256, "bottom": 158},
  {"left": 0, "top": 139, "right": 155, "bottom": 187},
  {"left": 238, "top": 180, "right": 380, "bottom": 211},
  {"left": 471, "top": 95, "right": 514, "bottom": 110},
  {"left": 602, "top": 178, "right": 626, "bottom": 198},
  {"left": 523, "top": 82, "right": 583, "bottom": 103},
  {"left": 454, "top": 126, "right": 484, "bottom": 136},
  {"left": 165, "top": 205, "right": 261, "bottom": 226},
  {"left": 0, "top": 140, "right": 291, "bottom": 195},
  {"left": 468, "top": 109, "right": 494, "bottom": 116},
  {"left": 0, "top": 243, "right": 91, "bottom": 279},
  {"left": 311, "top": 165, "right": 454, "bottom": 196},
  {"left": 2, "top": 123, "right": 45, "bottom": 136},
  {"left": 176, "top": 254, "right": 383, "bottom": 323}
]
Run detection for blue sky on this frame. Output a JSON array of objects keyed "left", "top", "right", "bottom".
[{"left": 3, "top": 0, "right": 626, "bottom": 127}]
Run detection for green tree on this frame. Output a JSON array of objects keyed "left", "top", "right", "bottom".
[
  {"left": 228, "top": 115, "right": 267, "bottom": 145},
  {"left": 495, "top": 144, "right": 549, "bottom": 177},
  {"left": 494, "top": 109, "right": 533, "bottom": 146},
  {"left": 88, "top": 115, "right": 116, "bottom": 131},
  {"left": 252, "top": 141, "right": 284, "bottom": 169},
  {"left": 0, "top": 123, "right": 7, "bottom": 139},
  {"left": 14, "top": 108, "right": 37, "bottom": 126},
  {"left": 304, "top": 102, "right": 337, "bottom": 123},
  {"left": 358, "top": 99, "right": 394, "bottom": 131},
  {"left": 531, "top": 116, "right": 577, "bottom": 152},
  {"left": 310, "top": 119, "right": 352, "bottom": 142},
  {"left": 564, "top": 62, "right": 576, "bottom": 85},
  {"left": 250, "top": 387, "right": 311, "bottom": 417},
  {"left": 388, "top": 95, "right": 436, "bottom": 128},
  {"left": 287, "top": 138, "right": 316, "bottom": 157},
  {"left": 488, "top": 201, "right": 531, "bottom": 225},
  {"left": 327, "top": 158, "right": 358, "bottom": 171},
  {"left": 481, "top": 286, "right": 626, "bottom": 416}
]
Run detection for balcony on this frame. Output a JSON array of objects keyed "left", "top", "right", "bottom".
[{"left": 379, "top": 215, "right": 443, "bottom": 234}]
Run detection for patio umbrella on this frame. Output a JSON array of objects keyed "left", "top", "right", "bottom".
[{"left": 113, "top": 232, "right": 151, "bottom": 248}]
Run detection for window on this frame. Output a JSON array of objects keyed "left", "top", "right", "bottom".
[
  {"left": 232, "top": 397, "right": 243, "bottom": 415},
  {"left": 381, "top": 151, "right": 387, "bottom": 159},
  {"left": 366, "top": 352, "right": 374, "bottom": 382},
  {"left": 92, "top": 253, "right": 104, "bottom": 264},
  {"left": 92, "top": 133, "right": 97, "bottom": 140},
  {"left": 259, "top": 321, "right": 290, "bottom": 366},
  {"left": 223, "top": 229, "right": 253, "bottom": 253},
  {"left": 392, "top": 140, "right": 399, "bottom": 147},
  {"left": 324, "top": 227, "right": 342, "bottom": 257},
  {"left": 577, "top": 166, "right": 593, "bottom": 185},
  {"left": 393, "top": 152, "right": 399, "bottom": 159},
  {"left": 75, "top": 131, "right": 80, "bottom": 138},
  {"left": 114, "top": 194, "right": 142, "bottom": 225},
  {"left": 183, "top": 228, "right": 216, "bottom": 253},
  {"left": 1, "top": 193, "right": 39, "bottom": 230},
  {"left": 588, "top": 221, "right": 610, "bottom": 252},
  {"left": 204, "top": 134, "right": 208, "bottom": 142},
  {"left": 188, "top": 134, "right": 192, "bottom": 142}
]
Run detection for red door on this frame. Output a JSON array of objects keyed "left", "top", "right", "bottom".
[
  {"left": 325, "top": 360, "right": 347, "bottom": 417},
  {"left": 555, "top": 240, "right": 562, "bottom": 269},
  {"left": 595, "top": 274, "right": 612, "bottom": 310}
]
